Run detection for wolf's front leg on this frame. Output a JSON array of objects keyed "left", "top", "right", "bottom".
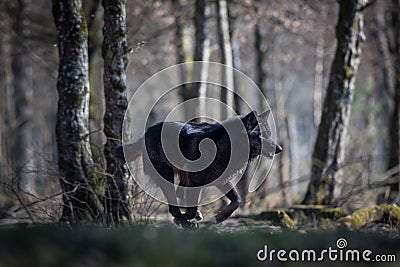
[
  {"left": 169, "top": 205, "right": 197, "bottom": 228},
  {"left": 183, "top": 207, "right": 203, "bottom": 221},
  {"left": 215, "top": 185, "right": 241, "bottom": 223},
  {"left": 178, "top": 178, "right": 203, "bottom": 222},
  {"left": 155, "top": 165, "right": 195, "bottom": 229}
]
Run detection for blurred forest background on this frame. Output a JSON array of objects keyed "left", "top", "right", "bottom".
[{"left": 0, "top": 0, "right": 399, "bottom": 232}]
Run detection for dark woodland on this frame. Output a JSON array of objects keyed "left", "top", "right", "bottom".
[{"left": 0, "top": 0, "right": 400, "bottom": 266}]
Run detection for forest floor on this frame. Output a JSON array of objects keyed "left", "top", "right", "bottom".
[{"left": 0, "top": 204, "right": 400, "bottom": 267}]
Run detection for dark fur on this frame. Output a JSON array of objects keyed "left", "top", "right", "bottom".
[{"left": 114, "top": 111, "right": 282, "bottom": 228}]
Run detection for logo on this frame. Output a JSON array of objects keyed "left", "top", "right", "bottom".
[{"left": 257, "top": 238, "right": 397, "bottom": 262}]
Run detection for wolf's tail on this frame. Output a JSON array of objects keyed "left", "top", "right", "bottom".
[{"left": 113, "top": 138, "right": 144, "bottom": 163}]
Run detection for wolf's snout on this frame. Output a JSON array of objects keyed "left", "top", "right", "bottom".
[{"left": 275, "top": 144, "right": 283, "bottom": 154}]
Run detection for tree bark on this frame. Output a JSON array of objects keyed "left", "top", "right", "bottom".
[
  {"left": 217, "top": 0, "right": 235, "bottom": 119},
  {"left": 172, "top": 0, "right": 188, "bottom": 90},
  {"left": 252, "top": 19, "right": 271, "bottom": 202},
  {"left": 173, "top": 0, "right": 210, "bottom": 120},
  {"left": 303, "top": 0, "right": 366, "bottom": 205},
  {"left": 102, "top": 0, "right": 131, "bottom": 224},
  {"left": 386, "top": 0, "right": 400, "bottom": 203},
  {"left": 173, "top": 0, "right": 185, "bottom": 67},
  {"left": 179, "top": 0, "right": 210, "bottom": 121},
  {"left": 198, "top": 46, "right": 211, "bottom": 120},
  {"left": 87, "top": 0, "right": 105, "bottom": 170},
  {"left": 255, "top": 23, "right": 269, "bottom": 110},
  {"left": 52, "top": 0, "right": 101, "bottom": 222},
  {"left": 0, "top": 2, "right": 14, "bottom": 193},
  {"left": 375, "top": 2, "right": 394, "bottom": 99}
]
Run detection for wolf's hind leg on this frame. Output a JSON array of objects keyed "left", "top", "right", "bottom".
[{"left": 215, "top": 184, "right": 241, "bottom": 223}]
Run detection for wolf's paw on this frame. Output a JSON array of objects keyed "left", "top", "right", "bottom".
[{"left": 173, "top": 217, "right": 198, "bottom": 229}]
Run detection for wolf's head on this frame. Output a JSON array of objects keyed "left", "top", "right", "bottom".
[{"left": 240, "top": 111, "right": 283, "bottom": 159}]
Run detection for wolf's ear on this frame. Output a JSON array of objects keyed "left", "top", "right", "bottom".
[
  {"left": 242, "top": 111, "right": 258, "bottom": 131},
  {"left": 258, "top": 110, "right": 270, "bottom": 120}
]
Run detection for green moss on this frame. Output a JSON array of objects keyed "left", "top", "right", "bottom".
[
  {"left": 290, "top": 205, "right": 346, "bottom": 220},
  {"left": 340, "top": 207, "right": 380, "bottom": 228},
  {"left": 380, "top": 204, "right": 400, "bottom": 227},
  {"left": 280, "top": 212, "right": 296, "bottom": 229},
  {"left": 91, "top": 165, "right": 105, "bottom": 196},
  {"left": 337, "top": 205, "right": 398, "bottom": 229},
  {"left": 79, "top": 9, "right": 88, "bottom": 37},
  {"left": 344, "top": 64, "right": 353, "bottom": 79},
  {"left": 324, "top": 208, "right": 346, "bottom": 219}
]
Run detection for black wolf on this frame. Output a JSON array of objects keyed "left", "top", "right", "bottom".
[{"left": 114, "top": 111, "right": 282, "bottom": 228}]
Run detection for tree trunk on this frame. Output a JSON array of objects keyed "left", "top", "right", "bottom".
[
  {"left": 180, "top": 0, "right": 210, "bottom": 121},
  {"left": 173, "top": 0, "right": 185, "bottom": 67},
  {"left": 302, "top": 0, "right": 366, "bottom": 205},
  {"left": 252, "top": 18, "right": 280, "bottom": 204},
  {"left": 386, "top": 0, "right": 400, "bottom": 203},
  {"left": 198, "top": 48, "right": 211, "bottom": 120},
  {"left": 0, "top": 2, "right": 14, "bottom": 193},
  {"left": 52, "top": 0, "right": 101, "bottom": 223},
  {"left": 172, "top": 0, "right": 188, "bottom": 96},
  {"left": 217, "top": 0, "right": 235, "bottom": 119},
  {"left": 224, "top": 2, "right": 248, "bottom": 203},
  {"left": 187, "top": 0, "right": 210, "bottom": 120},
  {"left": 87, "top": 0, "right": 105, "bottom": 172},
  {"left": 252, "top": 21, "right": 268, "bottom": 202},
  {"left": 255, "top": 23, "right": 269, "bottom": 111},
  {"left": 375, "top": 2, "right": 394, "bottom": 98},
  {"left": 102, "top": 0, "right": 131, "bottom": 224}
]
